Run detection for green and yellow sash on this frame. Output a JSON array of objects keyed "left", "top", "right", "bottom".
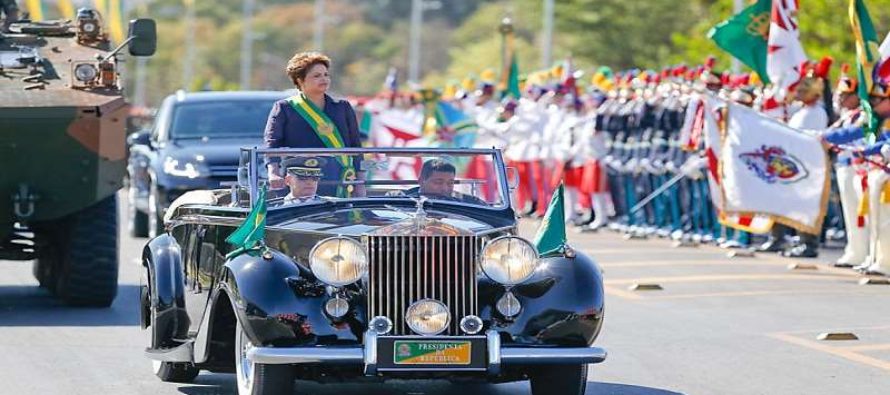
[{"left": 286, "top": 94, "right": 356, "bottom": 197}]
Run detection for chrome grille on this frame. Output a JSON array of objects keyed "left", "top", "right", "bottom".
[{"left": 367, "top": 235, "right": 479, "bottom": 335}]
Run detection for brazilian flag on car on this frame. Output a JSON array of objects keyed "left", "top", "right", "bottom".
[
  {"left": 225, "top": 186, "right": 267, "bottom": 259},
  {"left": 534, "top": 183, "right": 567, "bottom": 256}
]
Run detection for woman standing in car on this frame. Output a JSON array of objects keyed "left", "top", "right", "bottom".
[{"left": 263, "top": 51, "right": 362, "bottom": 197}]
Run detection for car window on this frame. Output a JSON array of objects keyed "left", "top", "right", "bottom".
[{"left": 170, "top": 99, "right": 276, "bottom": 139}]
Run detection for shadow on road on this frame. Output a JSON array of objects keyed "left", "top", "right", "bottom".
[
  {"left": 0, "top": 284, "right": 141, "bottom": 326},
  {"left": 175, "top": 374, "right": 685, "bottom": 395}
]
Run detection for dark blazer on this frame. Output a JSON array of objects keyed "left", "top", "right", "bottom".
[
  {"left": 263, "top": 94, "right": 362, "bottom": 150},
  {"left": 263, "top": 94, "right": 362, "bottom": 196}
]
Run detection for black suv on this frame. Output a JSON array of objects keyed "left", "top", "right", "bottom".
[{"left": 126, "top": 90, "right": 287, "bottom": 237}]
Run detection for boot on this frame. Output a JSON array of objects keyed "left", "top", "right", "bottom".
[
  {"left": 836, "top": 166, "right": 869, "bottom": 267},
  {"left": 784, "top": 233, "right": 819, "bottom": 258}
]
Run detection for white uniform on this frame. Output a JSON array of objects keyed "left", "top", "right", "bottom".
[
  {"left": 833, "top": 109, "right": 869, "bottom": 266},
  {"left": 788, "top": 102, "right": 829, "bottom": 133}
]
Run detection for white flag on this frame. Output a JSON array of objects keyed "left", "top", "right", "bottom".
[
  {"left": 701, "top": 95, "right": 774, "bottom": 233},
  {"left": 767, "top": 0, "right": 807, "bottom": 97},
  {"left": 719, "top": 102, "right": 830, "bottom": 234}
]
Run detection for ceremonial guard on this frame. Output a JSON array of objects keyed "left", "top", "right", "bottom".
[
  {"left": 830, "top": 64, "right": 868, "bottom": 267},
  {"left": 760, "top": 59, "right": 832, "bottom": 258}
]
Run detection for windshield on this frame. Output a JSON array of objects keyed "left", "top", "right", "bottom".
[
  {"left": 241, "top": 149, "right": 508, "bottom": 209},
  {"left": 170, "top": 100, "right": 277, "bottom": 139}
]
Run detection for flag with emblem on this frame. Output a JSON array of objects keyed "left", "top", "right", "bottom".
[
  {"left": 225, "top": 186, "right": 267, "bottom": 259},
  {"left": 718, "top": 102, "right": 829, "bottom": 234},
  {"left": 707, "top": 0, "right": 772, "bottom": 83},
  {"left": 534, "top": 183, "right": 567, "bottom": 256}
]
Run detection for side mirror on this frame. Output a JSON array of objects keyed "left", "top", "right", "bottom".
[
  {"left": 127, "top": 19, "right": 156, "bottom": 57},
  {"left": 506, "top": 167, "right": 520, "bottom": 190},
  {"left": 127, "top": 131, "right": 151, "bottom": 146}
]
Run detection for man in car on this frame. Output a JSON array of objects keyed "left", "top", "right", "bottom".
[
  {"left": 401, "top": 159, "right": 487, "bottom": 205},
  {"left": 280, "top": 157, "right": 327, "bottom": 205}
]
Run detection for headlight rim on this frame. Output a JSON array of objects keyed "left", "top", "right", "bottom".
[
  {"left": 308, "top": 236, "right": 368, "bottom": 287},
  {"left": 405, "top": 298, "right": 451, "bottom": 336},
  {"left": 480, "top": 235, "right": 540, "bottom": 286}
]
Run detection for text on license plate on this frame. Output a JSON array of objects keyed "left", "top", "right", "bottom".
[{"left": 393, "top": 340, "right": 472, "bottom": 365}]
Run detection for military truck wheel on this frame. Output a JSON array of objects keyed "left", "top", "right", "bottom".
[
  {"left": 53, "top": 195, "right": 120, "bottom": 307},
  {"left": 128, "top": 183, "right": 149, "bottom": 238},
  {"left": 32, "top": 259, "right": 54, "bottom": 289},
  {"left": 148, "top": 182, "right": 164, "bottom": 239},
  {"left": 152, "top": 360, "right": 199, "bottom": 383}
]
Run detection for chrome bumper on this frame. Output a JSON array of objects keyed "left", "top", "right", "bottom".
[{"left": 246, "top": 330, "right": 607, "bottom": 375}]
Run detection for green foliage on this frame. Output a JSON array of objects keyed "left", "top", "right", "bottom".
[{"left": 126, "top": 0, "right": 890, "bottom": 107}]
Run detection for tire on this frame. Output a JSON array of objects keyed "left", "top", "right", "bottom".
[
  {"left": 148, "top": 181, "right": 164, "bottom": 239},
  {"left": 153, "top": 360, "right": 199, "bottom": 383},
  {"left": 128, "top": 182, "right": 149, "bottom": 238},
  {"left": 52, "top": 195, "right": 120, "bottom": 307},
  {"left": 32, "top": 259, "right": 53, "bottom": 289},
  {"left": 529, "top": 364, "right": 589, "bottom": 395},
  {"left": 235, "top": 320, "right": 294, "bottom": 395}
]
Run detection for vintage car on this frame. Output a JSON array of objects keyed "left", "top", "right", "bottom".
[{"left": 141, "top": 147, "right": 606, "bottom": 395}]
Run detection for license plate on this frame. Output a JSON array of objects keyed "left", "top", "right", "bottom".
[{"left": 393, "top": 340, "right": 472, "bottom": 365}]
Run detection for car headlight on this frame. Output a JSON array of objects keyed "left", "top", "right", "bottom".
[
  {"left": 309, "top": 237, "right": 368, "bottom": 286},
  {"left": 163, "top": 156, "right": 205, "bottom": 179},
  {"left": 480, "top": 236, "right": 540, "bottom": 285},
  {"left": 405, "top": 299, "right": 450, "bottom": 336},
  {"left": 74, "top": 63, "right": 98, "bottom": 82}
]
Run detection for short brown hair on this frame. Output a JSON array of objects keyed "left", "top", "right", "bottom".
[{"left": 286, "top": 52, "right": 331, "bottom": 88}]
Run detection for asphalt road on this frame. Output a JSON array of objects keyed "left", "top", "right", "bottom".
[{"left": 1, "top": 194, "right": 890, "bottom": 394}]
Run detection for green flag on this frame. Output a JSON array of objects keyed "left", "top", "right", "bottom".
[
  {"left": 503, "top": 54, "right": 521, "bottom": 99},
  {"left": 850, "top": 0, "right": 881, "bottom": 142},
  {"left": 225, "top": 186, "right": 267, "bottom": 259},
  {"left": 534, "top": 183, "right": 567, "bottom": 256},
  {"left": 707, "top": 0, "right": 771, "bottom": 84}
]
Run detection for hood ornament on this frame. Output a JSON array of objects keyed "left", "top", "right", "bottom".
[{"left": 373, "top": 195, "right": 471, "bottom": 236}]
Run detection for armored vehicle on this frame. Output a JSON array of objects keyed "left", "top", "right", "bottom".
[{"left": 0, "top": 11, "right": 156, "bottom": 306}]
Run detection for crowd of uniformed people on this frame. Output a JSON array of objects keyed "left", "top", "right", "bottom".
[{"left": 360, "top": 56, "right": 890, "bottom": 276}]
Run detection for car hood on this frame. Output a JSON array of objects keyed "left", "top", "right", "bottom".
[
  {"left": 271, "top": 207, "right": 500, "bottom": 236},
  {"left": 166, "top": 137, "right": 261, "bottom": 166}
]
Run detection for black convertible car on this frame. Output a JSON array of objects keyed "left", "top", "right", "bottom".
[{"left": 141, "top": 147, "right": 606, "bottom": 395}]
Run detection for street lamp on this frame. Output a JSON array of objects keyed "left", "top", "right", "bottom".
[{"left": 407, "top": 0, "right": 441, "bottom": 85}]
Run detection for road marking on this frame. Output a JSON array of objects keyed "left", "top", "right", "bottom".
[
  {"left": 769, "top": 333, "right": 890, "bottom": 372},
  {"left": 604, "top": 273, "right": 856, "bottom": 286},
  {"left": 597, "top": 260, "right": 780, "bottom": 268},
  {"left": 639, "top": 288, "right": 890, "bottom": 300},
  {"left": 841, "top": 344, "right": 890, "bottom": 352}
]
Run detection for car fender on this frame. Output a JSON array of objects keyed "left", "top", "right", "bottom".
[
  {"left": 143, "top": 233, "right": 190, "bottom": 349},
  {"left": 480, "top": 251, "right": 605, "bottom": 347},
  {"left": 222, "top": 249, "right": 365, "bottom": 347}
]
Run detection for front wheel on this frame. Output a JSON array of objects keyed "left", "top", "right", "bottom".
[
  {"left": 529, "top": 364, "right": 589, "bottom": 395},
  {"left": 235, "top": 320, "right": 294, "bottom": 395}
]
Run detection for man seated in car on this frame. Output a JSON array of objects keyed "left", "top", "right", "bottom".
[
  {"left": 399, "top": 159, "right": 486, "bottom": 205},
  {"left": 279, "top": 156, "right": 326, "bottom": 205}
]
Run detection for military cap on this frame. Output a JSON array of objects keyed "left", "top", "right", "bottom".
[{"left": 281, "top": 156, "right": 326, "bottom": 178}]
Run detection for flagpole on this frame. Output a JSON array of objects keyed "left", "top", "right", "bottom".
[{"left": 731, "top": 0, "right": 743, "bottom": 73}]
